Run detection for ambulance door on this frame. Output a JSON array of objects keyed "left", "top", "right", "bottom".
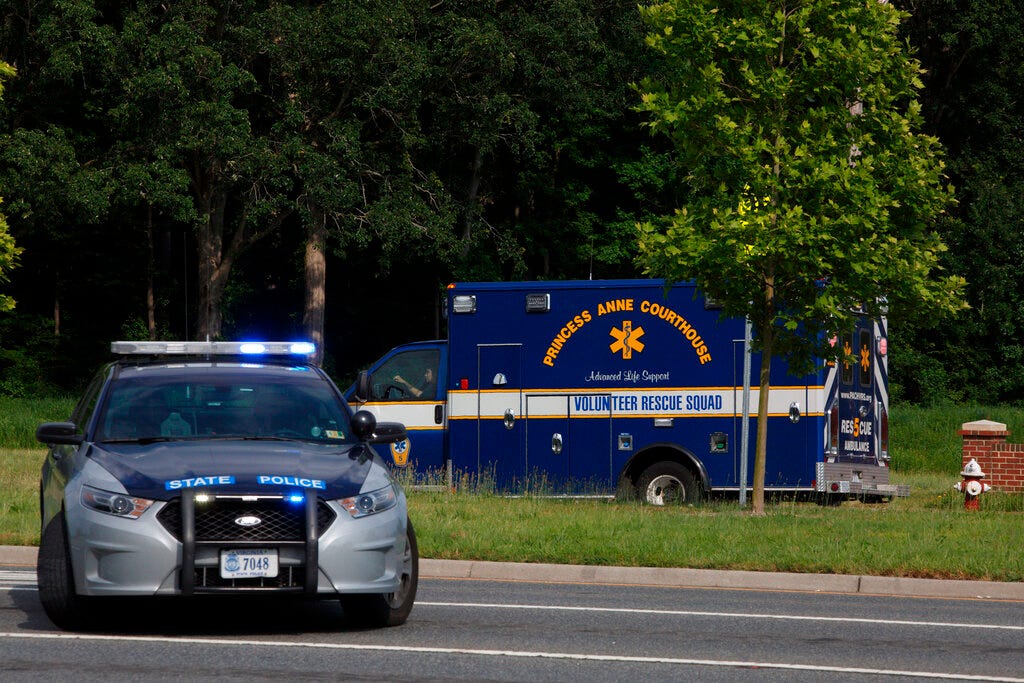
[
  {"left": 836, "top": 323, "right": 877, "bottom": 463},
  {"left": 525, "top": 394, "right": 613, "bottom": 494},
  {"left": 477, "top": 344, "right": 524, "bottom": 490},
  {"left": 526, "top": 395, "right": 570, "bottom": 491},
  {"left": 352, "top": 344, "right": 446, "bottom": 475},
  {"left": 733, "top": 342, "right": 813, "bottom": 488}
]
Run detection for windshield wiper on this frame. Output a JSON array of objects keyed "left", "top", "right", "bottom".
[{"left": 99, "top": 436, "right": 179, "bottom": 444}]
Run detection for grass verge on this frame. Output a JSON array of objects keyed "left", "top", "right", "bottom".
[{"left": 407, "top": 476, "right": 1023, "bottom": 581}]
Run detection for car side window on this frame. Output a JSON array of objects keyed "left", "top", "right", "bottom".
[
  {"left": 371, "top": 349, "right": 439, "bottom": 401},
  {"left": 71, "top": 367, "right": 109, "bottom": 433}
]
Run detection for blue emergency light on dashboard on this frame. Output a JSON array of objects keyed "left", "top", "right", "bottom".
[{"left": 111, "top": 340, "right": 317, "bottom": 356}]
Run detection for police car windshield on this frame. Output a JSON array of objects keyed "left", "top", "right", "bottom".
[{"left": 95, "top": 366, "right": 354, "bottom": 444}]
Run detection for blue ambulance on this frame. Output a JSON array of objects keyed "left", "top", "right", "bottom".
[{"left": 350, "top": 280, "right": 903, "bottom": 504}]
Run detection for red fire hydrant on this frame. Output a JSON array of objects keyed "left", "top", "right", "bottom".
[{"left": 953, "top": 458, "right": 992, "bottom": 510}]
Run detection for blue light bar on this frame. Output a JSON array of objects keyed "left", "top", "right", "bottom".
[
  {"left": 111, "top": 341, "right": 317, "bottom": 357},
  {"left": 239, "top": 343, "right": 266, "bottom": 354}
]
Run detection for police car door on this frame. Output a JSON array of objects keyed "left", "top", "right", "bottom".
[{"left": 477, "top": 344, "right": 524, "bottom": 490}]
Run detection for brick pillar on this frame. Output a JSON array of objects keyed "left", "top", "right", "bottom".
[
  {"left": 959, "top": 419, "right": 1009, "bottom": 469},
  {"left": 958, "top": 419, "right": 1024, "bottom": 493}
]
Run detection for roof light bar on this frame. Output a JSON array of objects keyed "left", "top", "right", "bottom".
[{"left": 110, "top": 341, "right": 317, "bottom": 357}]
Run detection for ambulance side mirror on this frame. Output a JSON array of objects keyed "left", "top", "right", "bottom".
[{"left": 353, "top": 371, "right": 371, "bottom": 403}]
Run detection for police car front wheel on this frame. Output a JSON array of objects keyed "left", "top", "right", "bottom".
[
  {"left": 37, "top": 513, "right": 94, "bottom": 631},
  {"left": 340, "top": 518, "right": 419, "bottom": 628}
]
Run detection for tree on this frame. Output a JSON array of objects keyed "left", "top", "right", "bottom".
[
  {"left": 255, "top": 1, "right": 456, "bottom": 365},
  {"left": 0, "top": 59, "right": 19, "bottom": 313},
  {"left": 898, "top": 0, "right": 1024, "bottom": 403},
  {"left": 636, "top": 0, "right": 965, "bottom": 513}
]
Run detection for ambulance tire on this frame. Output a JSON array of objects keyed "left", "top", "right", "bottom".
[
  {"left": 340, "top": 518, "right": 419, "bottom": 628},
  {"left": 37, "top": 513, "right": 93, "bottom": 631},
  {"left": 637, "top": 461, "right": 701, "bottom": 505}
]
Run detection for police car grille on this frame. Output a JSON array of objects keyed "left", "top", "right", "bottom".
[
  {"left": 157, "top": 499, "right": 336, "bottom": 541},
  {"left": 193, "top": 566, "right": 304, "bottom": 590}
]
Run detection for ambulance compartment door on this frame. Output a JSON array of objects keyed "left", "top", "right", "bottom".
[
  {"left": 477, "top": 344, "right": 524, "bottom": 490},
  {"left": 835, "top": 323, "right": 877, "bottom": 463}
]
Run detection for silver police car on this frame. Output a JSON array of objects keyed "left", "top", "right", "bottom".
[{"left": 36, "top": 341, "right": 417, "bottom": 630}]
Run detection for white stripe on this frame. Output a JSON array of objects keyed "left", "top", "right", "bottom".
[
  {"left": 418, "top": 601, "right": 1024, "bottom": 632},
  {"left": 0, "top": 631, "right": 1019, "bottom": 681},
  {"left": 451, "top": 387, "right": 825, "bottom": 420},
  {"left": 0, "top": 570, "right": 35, "bottom": 588}
]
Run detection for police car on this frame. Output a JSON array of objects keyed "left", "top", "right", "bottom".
[{"left": 35, "top": 341, "right": 417, "bottom": 630}]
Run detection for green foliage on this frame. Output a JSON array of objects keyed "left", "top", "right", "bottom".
[
  {"left": 898, "top": 0, "right": 1024, "bottom": 403},
  {"left": 635, "top": 0, "right": 967, "bottom": 511},
  {"left": 0, "top": 60, "right": 19, "bottom": 312},
  {"left": 636, "top": 0, "right": 964, "bottom": 367}
]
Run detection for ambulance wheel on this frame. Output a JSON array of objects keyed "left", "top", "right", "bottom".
[
  {"left": 341, "top": 518, "right": 419, "bottom": 628},
  {"left": 37, "top": 513, "right": 93, "bottom": 631},
  {"left": 637, "top": 461, "right": 701, "bottom": 505}
]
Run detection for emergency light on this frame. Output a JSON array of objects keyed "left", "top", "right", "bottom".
[
  {"left": 111, "top": 341, "right": 317, "bottom": 356},
  {"left": 451, "top": 295, "right": 477, "bottom": 314}
]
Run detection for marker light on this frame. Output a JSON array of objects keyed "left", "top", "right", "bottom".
[{"left": 451, "top": 295, "right": 477, "bottom": 314}]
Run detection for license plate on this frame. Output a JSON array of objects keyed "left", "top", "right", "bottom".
[{"left": 220, "top": 548, "right": 278, "bottom": 579}]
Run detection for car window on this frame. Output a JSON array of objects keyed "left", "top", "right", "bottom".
[
  {"left": 96, "top": 368, "right": 353, "bottom": 443},
  {"left": 370, "top": 348, "right": 439, "bottom": 401},
  {"left": 72, "top": 366, "right": 110, "bottom": 433}
]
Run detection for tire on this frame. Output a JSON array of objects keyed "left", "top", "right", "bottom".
[
  {"left": 340, "top": 518, "right": 419, "bottom": 628},
  {"left": 815, "top": 492, "right": 843, "bottom": 506},
  {"left": 37, "top": 513, "right": 92, "bottom": 631},
  {"left": 636, "top": 461, "right": 701, "bottom": 505}
]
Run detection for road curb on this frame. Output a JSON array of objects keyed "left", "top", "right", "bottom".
[
  {"left": 419, "top": 559, "right": 1024, "bottom": 600},
  {"left": 0, "top": 545, "right": 38, "bottom": 566},
  {"left": 4, "top": 546, "right": 1022, "bottom": 600}
]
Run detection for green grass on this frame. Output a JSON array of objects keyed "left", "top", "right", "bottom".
[
  {"left": 0, "top": 396, "right": 75, "bottom": 449},
  {"left": 406, "top": 476, "right": 1023, "bottom": 581},
  {"left": 3, "top": 398, "right": 1023, "bottom": 580},
  {"left": 0, "top": 449, "right": 42, "bottom": 546}
]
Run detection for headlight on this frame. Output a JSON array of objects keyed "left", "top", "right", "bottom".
[
  {"left": 81, "top": 485, "right": 154, "bottom": 519},
  {"left": 339, "top": 484, "right": 397, "bottom": 518}
]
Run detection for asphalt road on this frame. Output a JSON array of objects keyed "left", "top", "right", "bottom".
[{"left": 3, "top": 555, "right": 1024, "bottom": 682}]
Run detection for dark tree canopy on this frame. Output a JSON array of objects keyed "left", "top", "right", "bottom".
[{"left": 0, "top": 0, "right": 1017, "bottom": 408}]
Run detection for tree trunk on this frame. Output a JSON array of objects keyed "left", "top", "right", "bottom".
[
  {"left": 752, "top": 274, "right": 776, "bottom": 516},
  {"left": 752, "top": 326, "right": 772, "bottom": 516},
  {"left": 195, "top": 188, "right": 221, "bottom": 340},
  {"left": 303, "top": 205, "right": 326, "bottom": 367},
  {"left": 146, "top": 204, "right": 157, "bottom": 340},
  {"left": 460, "top": 147, "right": 483, "bottom": 255}
]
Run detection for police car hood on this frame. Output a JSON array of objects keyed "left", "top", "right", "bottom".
[{"left": 87, "top": 439, "right": 376, "bottom": 501}]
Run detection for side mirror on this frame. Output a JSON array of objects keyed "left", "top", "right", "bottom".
[
  {"left": 36, "top": 422, "right": 84, "bottom": 446},
  {"left": 352, "top": 371, "right": 371, "bottom": 404},
  {"left": 371, "top": 421, "right": 408, "bottom": 444}
]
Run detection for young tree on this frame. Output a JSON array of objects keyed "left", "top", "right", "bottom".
[
  {"left": 0, "top": 60, "right": 20, "bottom": 312},
  {"left": 636, "top": 0, "right": 965, "bottom": 513}
]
